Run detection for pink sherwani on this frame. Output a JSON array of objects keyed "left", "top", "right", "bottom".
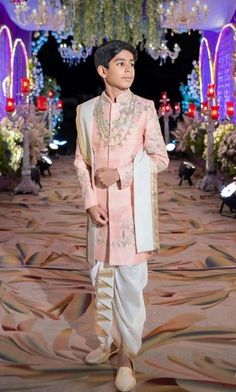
[{"left": 74, "top": 89, "right": 169, "bottom": 266}]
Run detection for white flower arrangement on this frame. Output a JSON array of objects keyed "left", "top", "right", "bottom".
[
  {"left": 0, "top": 117, "right": 23, "bottom": 175},
  {"left": 171, "top": 115, "right": 205, "bottom": 156},
  {"left": 203, "top": 122, "right": 235, "bottom": 167},
  {"left": 0, "top": 104, "right": 49, "bottom": 176},
  {"left": 217, "top": 125, "right": 236, "bottom": 176},
  {"left": 171, "top": 117, "right": 236, "bottom": 176}
]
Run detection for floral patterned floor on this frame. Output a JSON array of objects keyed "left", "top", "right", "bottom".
[{"left": 0, "top": 155, "right": 236, "bottom": 392}]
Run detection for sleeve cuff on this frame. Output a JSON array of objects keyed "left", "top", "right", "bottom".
[
  {"left": 84, "top": 192, "right": 98, "bottom": 211},
  {"left": 117, "top": 164, "right": 133, "bottom": 189}
]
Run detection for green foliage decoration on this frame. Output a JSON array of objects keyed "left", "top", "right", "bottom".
[
  {"left": 62, "top": 0, "right": 162, "bottom": 48},
  {"left": 41, "top": 76, "right": 61, "bottom": 98}
]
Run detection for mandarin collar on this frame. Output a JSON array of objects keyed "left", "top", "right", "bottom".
[{"left": 101, "top": 89, "right": 132, "bottom": 104}]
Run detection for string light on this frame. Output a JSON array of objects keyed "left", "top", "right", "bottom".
[{"left": 0, "top": 25, "right": 13, "bottom": 52}]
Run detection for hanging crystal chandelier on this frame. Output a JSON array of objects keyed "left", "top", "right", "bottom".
[
  {"left": 146, "top": 33, "right": 181, "bottom": 64},
  {"left": 58, "top": 43, "right": 93, "bottom": 66},
  {"left": 158, "top": 0, "right": 208, "bottom": 33},
  {"left": 11, "top": 0, "right": 184, "bottom": 63},
  {"left": 13, "top": 0, "right": 68, "bottom": 31}
]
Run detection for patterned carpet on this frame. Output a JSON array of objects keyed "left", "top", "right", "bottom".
[{"left": 0, "top": 155, "right": 236, "bottom": 392}]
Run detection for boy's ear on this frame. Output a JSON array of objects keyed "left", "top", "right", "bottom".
[{"left": 97, "top": 65, "right": 107, "bottom": 80}]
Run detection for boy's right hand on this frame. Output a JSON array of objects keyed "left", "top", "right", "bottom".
[{"left": 86, "top": 205, "right": 108, "bottom": 227}]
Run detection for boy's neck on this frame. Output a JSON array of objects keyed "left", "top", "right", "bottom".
[{"left": 104, "top": 86, "right": 129, "bottom": 102}]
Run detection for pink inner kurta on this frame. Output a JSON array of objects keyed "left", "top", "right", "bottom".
[{"left": 74, "top": 89, "right": 169, "bottom": 266}]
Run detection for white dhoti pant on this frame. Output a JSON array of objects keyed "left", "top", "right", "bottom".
[{"left": 90, "top": 261, "right": 148, "bottom": 356}]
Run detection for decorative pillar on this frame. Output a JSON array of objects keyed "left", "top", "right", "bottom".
[
  {"left": 158, "top": 92, "right": 180, "bottom": 144},
  {"left": 47, "top": 90, "right": 54, "bottom": 142},
  {"left": 14, "top": 86, "right": 39, "bottom": 195},
  {"left": 197, "top": 85, "right": 220, "bottom": 192}
]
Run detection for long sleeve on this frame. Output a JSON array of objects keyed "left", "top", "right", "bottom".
[
  {"left": 74, "top": 128, "right": 98, "bottom": 212},
  {"left": 117, "top": 100, "right": 169, "bottom": 189},
  {"left": 144, "top": 101, "right": 169, "bottom": 173},
  {"left": 117, "top": 162, "right": 133, "bottom": 189}
]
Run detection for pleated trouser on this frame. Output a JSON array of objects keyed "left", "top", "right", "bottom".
[{"left": 90, "top": 261, "right": 148, "bottom": 356}]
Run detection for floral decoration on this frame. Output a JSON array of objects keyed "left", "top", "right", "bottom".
[
  {"left": 172, "top": 116, "right": 236, "bottom": 176},
  {"left": 171, "top": 114, "right": 206, "bottom": 157},
  {"left": 62, "top": 0, "right": 162, "bottom": 49},
  {"left": 26, "top": 103, "right": 50, "bottom": 166},
  {"left": 0, "top": 104, "right": 49, "bottom": 176},
  {"left": 0, "top": 117, "right": 23, "bottom": 175},
  {"left": 215, "top": 124, "right": 236, "bottom": 176}
]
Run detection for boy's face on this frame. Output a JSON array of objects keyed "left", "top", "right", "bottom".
[{"left": 98, "top": 49, "right": 135, "bottom": 91}]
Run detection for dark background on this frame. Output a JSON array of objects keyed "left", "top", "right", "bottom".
[{"left": 37, "top": 30, "right": 201, "bottom": 152}]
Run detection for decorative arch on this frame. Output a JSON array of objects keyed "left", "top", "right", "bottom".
[
  {"left": 0, "top": 25, "right": 13, "bottom": 118},
  {"left": 0, "top": 24, "right": 29, "bottom": 117},
  {"left": 199, "top": 37, "right": 214, "bottom": 102},
  {"left": 214, "top": 23, "right": 236, "bottom": 121},
  {"left": 11, "top": 38, "right": 29, "bottom": 103}
]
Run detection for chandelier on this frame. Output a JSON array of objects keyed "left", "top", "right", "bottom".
[
  {"left": 11, "top": 0, "right": 184, "bottom": 63},
  {"left": 12, "top": 0, "right": 68, "bottom": 31},
  {"left": 58, "top": 43, "right": 93, "bottom": 66},
  {"left": 158, "top": 0, "right": 208, "bottom": 33},
  {"left": 146, "top": 35, "right": 181, "bottom": 64}
]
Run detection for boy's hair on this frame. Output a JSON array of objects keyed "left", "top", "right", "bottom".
[{"left": 94, "top": 40, "right": 137, "bottom": 69}]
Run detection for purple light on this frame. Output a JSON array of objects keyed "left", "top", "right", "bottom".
[
  {"left": 0, "top": 3, "right": 31, "bottom": 120},
  {"left": 12, "top": 39, "right": 28, "bottom": 103},
  {"left": 199, "top": 37, "right": 214, "bottom": 102},
  {"left": 201, "top": 25, "right": 236, "bottom": 122},
  {"left": 0, "top": 25, "right": 12, "bottom": 119},
  {"left": 214, "top": 24, "right": 236, "bottom": 121}
]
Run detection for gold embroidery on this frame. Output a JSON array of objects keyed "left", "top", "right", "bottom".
[
  {"left": 120, "top": 164, "right": 133, "bottom": 188},
  {"left": 98, "top": 269, "right": 114, "bottom": 278},
  {"left": 111, "top": 220, "right": 135, "bottom": 248},
  {"left": 97, "top": 303, "right": 111, "bottom": 311},
  {"left": 97, "top": 281, "right": 113, "bottom": 289},
  {"left": 97, "top": 313, "right": 112, "bottom": 322},
  {"left": 96, "top": 328, "right": 107, "bottom": 337},
  {"left": 94, "top": 93, "right": 135, "bottom": 147},
  {"left": 96, "top": 227, "right": 106, "bottom": 245},
  {"left": 151, "top": 161, "right": 160, "bottom": 249},
  {"left": 97, "top": 292, "right": 113, "bottom": 300},
  {"left": 96, "top": 265, "right": 114, "bottom": 339}
]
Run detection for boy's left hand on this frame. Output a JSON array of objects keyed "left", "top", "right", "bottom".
[{"left": 95, "top": 167, "right": 120, "bottom": 187}]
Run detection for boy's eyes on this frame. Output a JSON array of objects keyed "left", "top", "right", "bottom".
[{"left": 116, "top": 61, "right": 135, "bottom": 67}]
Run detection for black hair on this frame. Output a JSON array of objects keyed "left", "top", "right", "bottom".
[{"left": 94, "top": 40, "right": 137, "bottom": 69}]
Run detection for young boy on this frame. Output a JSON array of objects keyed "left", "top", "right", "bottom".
[{"left": 74, "top": 40, "right": 169, "bottom": 392}]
